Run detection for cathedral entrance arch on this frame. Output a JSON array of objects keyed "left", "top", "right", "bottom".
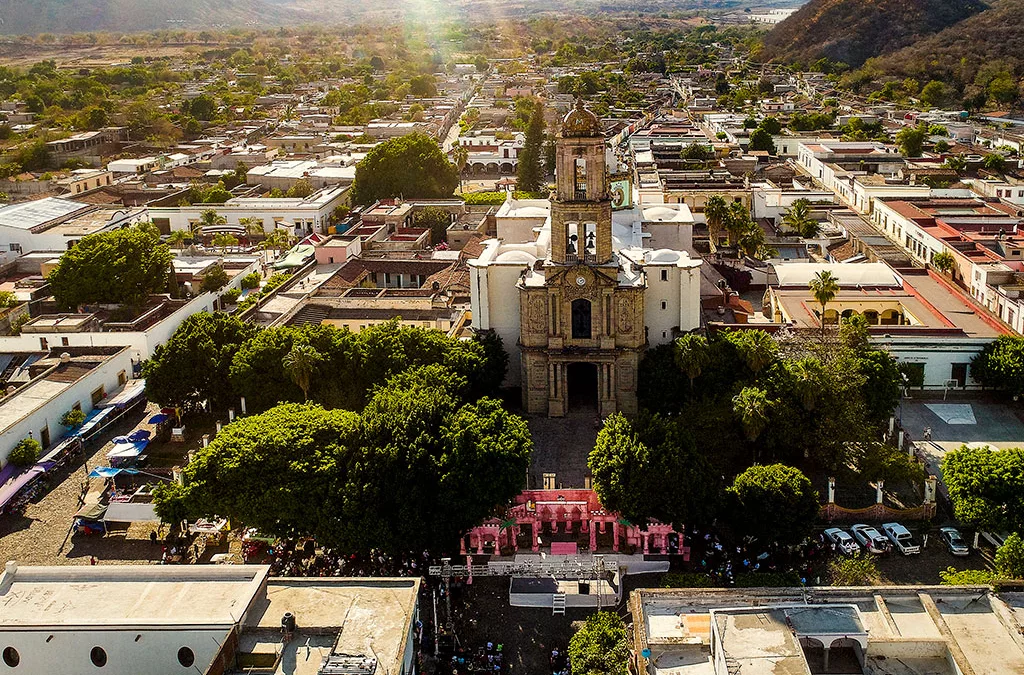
[{"left": 566, "top": 362, "right": 598, "bottom": 410}]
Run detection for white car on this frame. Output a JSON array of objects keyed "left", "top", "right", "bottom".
[
  {"left": 882, "top": 522, "right": 921, "bottom": 555},
  {"left": 825, "top": 528, "right": 860, "bottom": 556},
  {"left": 851, "top": 524, "right": 890, "bottom": 554}
]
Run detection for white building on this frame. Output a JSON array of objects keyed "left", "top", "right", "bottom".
[
  {"left": 0, "top": 347, "right": 134, "bottom": 463},
  {"left": 148, "top": 185, "right": 349, "bottom": 237},
  {"left": 0, "top": 563, "right": 420, "bottom": 675}
]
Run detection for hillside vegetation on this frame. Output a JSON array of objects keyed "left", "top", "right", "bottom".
[{"left": 760, "top": 0, "right": 988, "bottom": 69}]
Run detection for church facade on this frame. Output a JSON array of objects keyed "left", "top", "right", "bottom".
[{"left": 469, "top": 101, "right": 702, "bottom": 418}]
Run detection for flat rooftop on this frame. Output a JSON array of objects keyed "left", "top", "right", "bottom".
[{"left": 0, "top": 563, "right": 269, "bottom": 627}]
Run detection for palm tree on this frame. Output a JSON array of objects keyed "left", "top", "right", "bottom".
[
  {"left": 733, "top": 330, "right": 778, "bottom": 375},
  {"left": 732, "top": 386, "right": 772, "bottom": 445},
  {"left": 673, "top": 334, "right": 710, "bottom": 391},
  {"left": 704, "top": 195, "right": 728, "bottom": 245},
  {"left": 239, "top": 217, "right": 264, "bottom": 241},
  {"left": 738, "top": 222, "right": 768, "bottom": 259},
  {"left": 168, "top": 230, "right": 189, "bottom": 249},
  {"left": 193, "top": 208, "right": 226, "bottom": 240},
  {"left": 809, "top": 270, "right": 840, "bottom": 339},
  {"left": 782, "top": 199, "right": 819, "bottom": 238},
  {"left": 262, "top": 229, "right": 293, "bottom": 254},
  {"left": 725, "top": 201, "right": 751, "bottom": 247},
  {"left": 283, "top": 343, "right": 321, "bottom": 401},
  {"left": 212, "top": 233, "right": 238, "bottom": 252}
]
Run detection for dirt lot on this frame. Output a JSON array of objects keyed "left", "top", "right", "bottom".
[{"left": 0, "top": 402, "right": 197, "bottom": 566}]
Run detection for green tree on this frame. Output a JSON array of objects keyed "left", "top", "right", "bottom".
[
  {"left": 896, "top": 126, "right": 927, "bottom": 158},
  {"left": 828, "top": 554, "right": 881, "bottom": 586},
  {"left": 674, "top": 334, "right": 710, "bottom": 390},
  {"left": 568, "top": 612, "right": 629, "bottom": 675},
  {"left": 47, "top": 228, "right": 172, "bottom": 309},
  {"left": 283, "top": 343, "right": 322, "bottom": 401},
  {"left": 589, "top": 413, "right": 720, "bottom": 530},
  {"left": 971, "top": 336, "right": 1024, "bottom": 397},
  {"left": 809, "top": 270, "right": 840, "bottom": 339},
  {"left": 996, "top": 533, "right": 1024, "bottom": 578},
  {"left": 351, "top": 133, "right": 458, "bottom": 205},
  {"left": 200, "top": 264, "right": 230, "bottom": 292},
  {"left": 143, "top": 312, "right": 256, "bottom": 413},
  {"left": 732, "top": 387, "right": 773, "bottom": 443},
  {"left": 704, "top": 195, "right": 729, "bottom": 244},
  {"left": 415, "top": 206, "right": 451, "bottom": 246},
  {"left": 932, "top": 250, "right": 956, "bottom": 275},
  {"left": 0, "top": 290, "right": 17, "bottom": 308},
  {"left": 8, "top": 438, "right": 41, "bottom": 468},
  {"left": 983, "top": 154, "right": 1007, "bottom": 173},
  {"left": 727, "top": 464, "right": 820, "bottom": 545},
  {"left": 168, "top": 230, "right": 189, "bottom": 249},
  {"left": 944, "top": 154, "right": 968, "bottom": 174},
  {"left": 782, "top": 199, "right": 819, "bottom": 238},
  {"left": 187, "top": 93, "right": 217, "bottom": 121},
  {"left": 748, "top": 127, "right": 776, "bottom": 154},
  {"left": 725, "top": 329, "right": 779, "bottom": 375},
  {"left": 285, "top": 178, "right": 313, "bottom": 198},
  {"left": 195, "top": 208, "right": 226, "bottom": 237},
  {"left": 60, "top": 408, "right": 86, "bottom": 430},
  {"left": 211, "top": 233, "right": 238, "bottom": 253},
  {"left": 516, "top": 99, "right": 546, "bottom": 192},
  {"left": 919, "top": 80, "right": 949, "bottom": 108},
  {"left": 942, "top": 445, "right": 1024, "bottom": 532}
]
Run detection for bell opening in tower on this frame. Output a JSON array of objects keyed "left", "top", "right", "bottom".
[{"left": 574, "top": 158, "right": 587, "bottom": 200}]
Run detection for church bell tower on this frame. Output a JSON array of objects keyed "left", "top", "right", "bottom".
[{"left": 550, "top": 99, "right": 613, "bottom": 266}]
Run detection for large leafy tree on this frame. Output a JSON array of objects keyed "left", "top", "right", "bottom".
[
  {"left": 971, "top": 336, "right": 1024, "bottom": 397},
  {"left": 157, "top": 367, "right": 531, "bottom": 552},
  {"left": 589, "top": 413, "right": 720, "bottom": 529},
  {"left": 568, "top": 612, "right": 629, "bottom": 675},
  {"left": 47, "top": 228, "right": 173, "bottom": 309},
  {"left": 351, "top": 132, "right": 458, "bottom": 205},
  {"left": 942, "top": 445, "right": 1024, "bottom": 532},
  {"left": 143, "top": 312, "right": 257, "bottom": 413},
  {"left": 726, "top": 464, "right": 820, "bottom": 545}
]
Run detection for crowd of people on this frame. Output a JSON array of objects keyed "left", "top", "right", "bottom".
[
  {"left": 690, "top": 527, "right": 829, "bottom": 586},
  {"left": 252, "top": 538, "right": 438, "bottom": 578}
]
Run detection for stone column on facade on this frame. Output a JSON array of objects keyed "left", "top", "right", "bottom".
[
  {"left": 612, "top": 520, "right": 620, "bottom": 552},
  {"left": 531, "top": 515, "right": 540, "bottom": 552},
  {"left": 589, "top": 518, "right": 598, "bottom": 551},
  {"left": 642, "top": 532, "right": 650, "bottom": 555}
]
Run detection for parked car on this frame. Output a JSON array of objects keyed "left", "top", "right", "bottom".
[
  {"left": 940, "top": 527, "right": 970, "bottom": 556},
  {"left": 851, "top": 524, "right": 890, "bottom": 554},
  {"left": 882, "top": 522, "right": 921, "bottom": 555},
  {"left": 825, "top": 527, "right": 860, "bottom": 556}
]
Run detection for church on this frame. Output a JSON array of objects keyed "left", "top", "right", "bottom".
[{"left": 469, "top": 100, "right": 702, "bottom": 417}]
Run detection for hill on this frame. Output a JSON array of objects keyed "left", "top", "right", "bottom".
[
  {"left": 759, "top": 0, "right": 988, "bottom": 68},
  {"left": 0, "top": 0, "right": 316, "bottom": 34},
  {"left": 869, "top": 0, "right": 1024, "bottom": 83}
]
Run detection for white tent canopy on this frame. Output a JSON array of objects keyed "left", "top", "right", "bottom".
[
  {"left": 102, "top": 502, "right": 159, "bottom": 524},
  {"left": 772, "top": 262, "right": 902, "bottom": 289}
]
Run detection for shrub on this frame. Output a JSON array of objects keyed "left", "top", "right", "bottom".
[
  {"left": 0, "top": 290, "right": 17, "bottom": 308},
  {"left": 199, "top": 265, "right": 230, "bottom": 293},
  {"left": 940, "top": 567, "right": 999, "bottom": 585},
  {"left": 661, "top": 572, "right": 716, "bottom": 588},
  {"left": 60, "top": 408, "right": 86, "bottom": 429},
  {"left": 240, "top": 272, "right": 261, "bottom": 290},
  {"left": 222, "top": 288, "right": 241, "bottom": 304},
  {"left": 828, "top": 554, "right": 881, "bottom": 586},
  {"left": 8, "top": 438, "right": 41, "bottom": 468}
]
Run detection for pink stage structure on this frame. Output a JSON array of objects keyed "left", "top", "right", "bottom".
[{"left": 460, "top": 489, "right": 688, "bottom": 559}]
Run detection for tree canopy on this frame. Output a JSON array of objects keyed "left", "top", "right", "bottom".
[
  {"left": 727, "top": 464, "right": 820, "bottom": 545},
  {"left": 47, "top": 228, "right": 173, "bottom": 309},
  {"left": 143, "top": 312, "right": 257, "bottom": 413},
  {"left": 350, "top": 132, "right": 458, "bottom": 205},
  {"left": 942, "top": 445, "right": 1024, "bottom": 532},
  {"left": 155, "top": 365, "right": 531, "bottom": 552},
  {"left": 589, "top": 412, "right": 720, "bottom": 529},
  {"left": 971, "top": 336, "right": 1024, "bottom": 397},
  {"left": 568, "top": 612, "right": 629, "bottom": 675}
]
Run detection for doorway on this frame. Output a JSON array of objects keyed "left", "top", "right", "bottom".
[{"left": 566, "top": 362, "right": 598, "bottom": 410}]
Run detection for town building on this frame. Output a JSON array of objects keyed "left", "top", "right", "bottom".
[
  {"left": 630, "top": 586, "right": 1024, "bottom": 675},
  {"left": 0, "top": 563, "right": 419, "bottom": 675},
  {"left": 470, "top": 101, "right": 702, "bottom": 417}
]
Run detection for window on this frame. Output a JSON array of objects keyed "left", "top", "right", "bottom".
[
  {"left": 661, "top": 301, "right": 667, "bottom": 310},
  {"left": 117, "top": 370, "right": 127, "bottom": 386},
  {"left": 177, "top": 647, "right": 195, "bottom": 668},
  {"left": 91, "top": 386, "right": 106, "bottom": 405},
  {"left": 571, "top": 299, "right": 592, "bottom": 339},
  {"left": 61, "top": 337, "right": 69, "bottom": 347},
  {"left": 2, "top": 647, "right": 19, "bottom": 667},
  {"left": 40, "top": 338, "right": 48, "bottom": 351},
  {"left": 9, "top": 243, "right": 21, "bottom": 253},
  {"left": 90, "top": 646, "right": 107, "bottom": 667},
  {"left": 660, "top": 270, "right": 668, "bottom": 281},
  {"left": 543, "top": 473, "right": 556, "bottom": 490}
]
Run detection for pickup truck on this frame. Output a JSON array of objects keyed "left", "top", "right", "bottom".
[{"left": 882, "top": 522, "right": 921, "bottom": 555}]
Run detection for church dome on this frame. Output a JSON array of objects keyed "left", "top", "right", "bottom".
[{"left": 561, "top": 99, "right": 602, "bottom": 138}]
